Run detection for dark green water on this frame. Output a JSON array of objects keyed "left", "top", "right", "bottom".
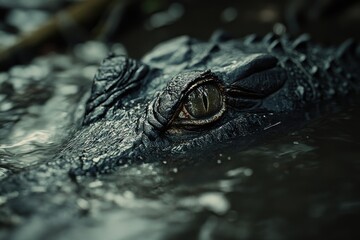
[
  {"left": 1, "top": 0, "right": 360, "bottom": 239},
  {"left": 69, "top": 106, "right": 360, "bottom": 240},
  {"left": 1, "top": 52, "right": 359, "bottom": 239}
]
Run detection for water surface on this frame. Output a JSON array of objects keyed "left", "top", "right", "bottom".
[{"left": 1, "top": 53, "right": 359, "bottom": 239}]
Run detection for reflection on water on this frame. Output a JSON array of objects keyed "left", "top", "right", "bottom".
[
  {"left": 1, "top": 0, "right": 360, "bottom": 238},
  {"left": 2, "top": 95, "right": 360, "bottom": 239},
  {"left": 0, "top": 40, "right": 124, "bottom": 179},
  {"left": 72, "top": 106, "right": 360, "bottom": 240},
  {"left": 0, "top": 6, "right": 360, "bottom": 240},
  {"left": 1, "top": 46, "right": 360, "bottom": 238},
  {"left": 0, "top": 44, "right": 359, "bottom": 239},
  {"left": 99, "top": 107, "right": 359, "bottom": 240}
]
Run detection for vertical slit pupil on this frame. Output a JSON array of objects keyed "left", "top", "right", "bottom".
[
  {"left": 202, "top": 91, "right": 209, "bottom": 112},
  {"left": 183, "top": 83, "right": 222, "bottom": 120}
]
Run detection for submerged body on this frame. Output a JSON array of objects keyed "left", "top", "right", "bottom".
[
  {"left": 0, "top": 32, "right": 360, "bottom": 238},
  {"left": 68, "top": 32, "right": 360, "bottom": 175}
]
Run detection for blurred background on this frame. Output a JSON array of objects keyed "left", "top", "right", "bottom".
[{"left": 1, "top": 0, "right": 360, "bottom": 69}]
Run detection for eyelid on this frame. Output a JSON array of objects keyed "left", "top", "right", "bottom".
[
  {"left": 183, "top": 77, "right": 220, "bottom": 95},
  {"left": 150, "top": 71, "right": 224, "bottom": 132}
]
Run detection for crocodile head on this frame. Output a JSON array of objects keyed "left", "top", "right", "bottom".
[{"left": 63, "top": 33, "right": 317, "bottom": 175}]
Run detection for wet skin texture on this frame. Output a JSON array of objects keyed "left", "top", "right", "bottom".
[
  {"left": 65, "top": 32, "right": 360, "bottom": 175},
  {"left": 2, "top": 32, "right": 360, "bottom": 183},
  {"left": 0, "top": 33, "right": 360, "bottom": 232}
]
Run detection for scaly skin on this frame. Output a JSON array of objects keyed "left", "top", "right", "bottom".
[
  {"left": 0, "top": 32, "right": 359, "bottom": 237},
  {"left": 67, "top": 32, "right": 360, "bottom": 174}
]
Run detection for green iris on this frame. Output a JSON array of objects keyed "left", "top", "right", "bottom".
[{"left": 184, "top": 83, "right": 222, "bottom": 119}]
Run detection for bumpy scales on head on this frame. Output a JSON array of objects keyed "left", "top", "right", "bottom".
[{"left": 62, "top": 32, "right": 360, "bottom": 175}]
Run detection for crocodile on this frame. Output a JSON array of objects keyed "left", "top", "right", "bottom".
[
  {"left": 0, "top": 32, "right": 360, "bottom": 238},
  {"left": 69, "top": 31, "right": 360, "bottom": 175}
]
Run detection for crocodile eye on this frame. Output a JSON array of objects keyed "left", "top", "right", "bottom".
[
  {"left": 175, "top": 83, "right": 225, "bottom": 126},
  {"left": 185, "top": 84, "right": 222, "bottom": 118}
]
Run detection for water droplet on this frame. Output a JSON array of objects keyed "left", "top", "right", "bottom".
[
  {"left": 0, "top": 196, "right": 7, "bottom": 206},
  {"left": 243, "top": 168, "right": 253, "bottom": 176},
  {"left": 31, "top": 186, "right": 46, "bottom": 193},
  {"left": 299, "top": 54, "right": 306, "bottom": 62},
  {"left": 77, "top": 198, "right": 90, "bottom": 210},
  {"left": 58, "top": 85, "right": 78, "bottom": 95},
  {"left": 328, "top": 88, "right": 335, "bottom": 95},
  {"left": 123, "top": 190, "right": 135, "bottom": 199},
  {"left": 198, "top": 192, "right": 230, "bottom": 214},
  {"left": 93, "top": 156, "right": 101, "bottom": 163},
  {"left": 310, "top": 66, "right": 318, "bottom": 74},
  {"left": 226, "top": 167, "right": 253, "bottom": 177},
  {"left": 89, "top": 180, "right": 103, "bottom": 188},
  {"left": 296, "top": 86, "right": 304, "bottom": 96},
  {"left": 0, "top": 102, "right": 12, "bottom": 111}
]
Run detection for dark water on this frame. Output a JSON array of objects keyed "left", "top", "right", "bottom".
[
  {"left": 75, "top": 107, "right": 360, "bottom": 240},
  {"left": 1, "top": 51, "right": 360, "bottom": 239},
  {"left": 1, "top": 0, "right": 360, "bottom": 239}
]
